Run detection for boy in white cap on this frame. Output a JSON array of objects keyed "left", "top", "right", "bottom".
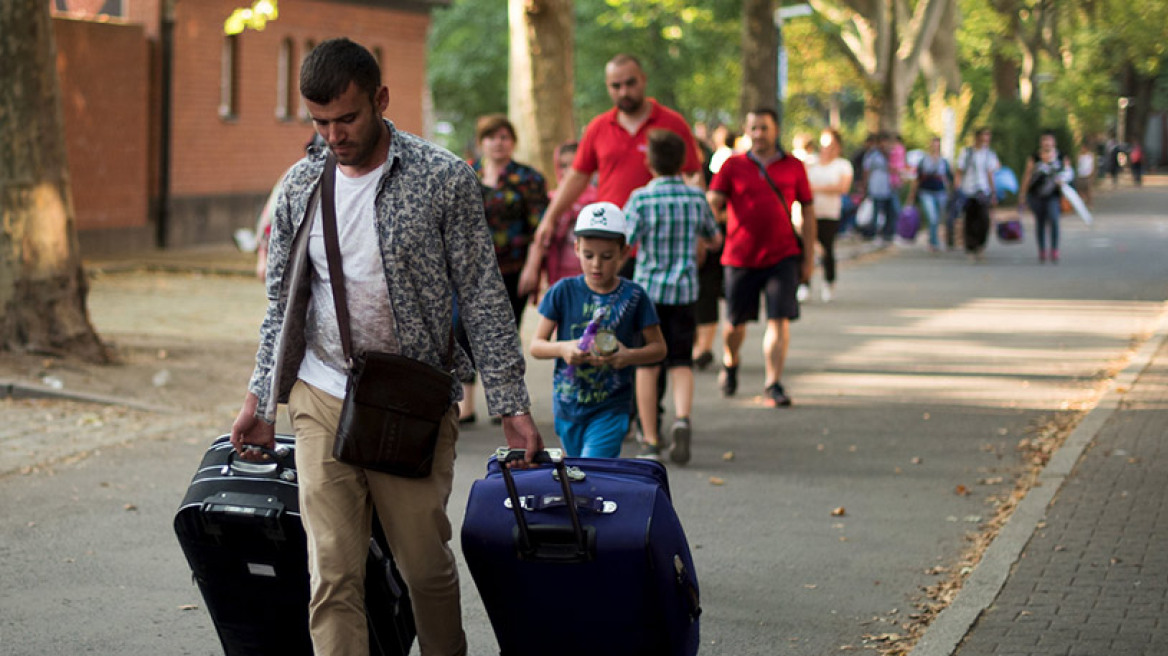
[{"left": 530, "top": 202, "right": 667, "bottom": 458}]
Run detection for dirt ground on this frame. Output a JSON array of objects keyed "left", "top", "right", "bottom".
[{"left": 1, "top": 268, "right": 267, "bottom": 424}]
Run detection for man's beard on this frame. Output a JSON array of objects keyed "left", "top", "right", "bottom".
[{"left": 617, "top": 96, "right": 644, "bottom": 114}]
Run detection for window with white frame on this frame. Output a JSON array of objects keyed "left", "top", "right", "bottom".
[
  {"left": 219, "top": 35, "right": 240, "bottom": 120},
  {"left": 276, "top": 38, "right": 295, "bottom": 120}
]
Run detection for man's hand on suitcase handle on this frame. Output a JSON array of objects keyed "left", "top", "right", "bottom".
[
  {"left": 231, "top": 392, "right": 277, "bottom": 461},
  {"left": 500, "top": 413, "right": 544, "bottom": 469}
]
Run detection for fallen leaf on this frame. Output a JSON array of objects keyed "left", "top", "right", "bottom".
[
  {"left": 124, "top": 504, "right": 138, "bottom": 512},
  {"left": 708, "top": 477, "right": 725, "bottom": 486},
  {"left": 922, "top": 412, "right": 930, "bottom": 420},
  {"left": 831, "top": 507, "right": 847, "bottom": 517},
  {"left": 803, "top": 584, "right": 818, "bottom": 589},
  {"left": 178, "top": 604, "right": 199, "bottom": 611},
  {"left": 911, "top": 457, "right": 922, "bottom": 465},
  {"left": 722, "top": 451, "right": 735, "bottom": 461},
  {"left": 979, "top": 477, "right": 1004, "bottom": 485},
  {"left": 955, "top": 485, "right": 970, "bottom": 496}
]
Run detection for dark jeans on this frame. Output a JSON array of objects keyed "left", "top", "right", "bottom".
[
  {"left": 862, "top": 197, "right": 896, "bottom": 240},
  {"left": 1028, "top": 195, "right": 1061, "bottom": 252},
  {"left": 963, "top": 196, "right": 991, "bottom": 253},
  {"left": 815, "top": 218, "right": 839, "bottom": 283}
]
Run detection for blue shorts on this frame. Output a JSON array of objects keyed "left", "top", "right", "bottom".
[{"left": 554, "top": 412, "right": 630, "bottom": 458}]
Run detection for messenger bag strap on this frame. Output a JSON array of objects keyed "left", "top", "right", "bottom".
[
  {"left": 319, "top": 154, "right": 454, "bottom": 371},
  {"left": 319, "top": 154, "right": 355, "bottom": 367},
  {"left": 747, "top": 151, "right": 801, "bottom": 246}
]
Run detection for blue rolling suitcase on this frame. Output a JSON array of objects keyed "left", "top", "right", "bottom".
[
  {"left": 461, "top": 449, "right": 701, "bottom": 656},
  {"left": 174, "top": 434, "right": 415, "bottom": 656}
]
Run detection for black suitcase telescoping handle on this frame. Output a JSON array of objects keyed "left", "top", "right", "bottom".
[{"left": 498, "top": 449, "right": 595, "bottom": 563}]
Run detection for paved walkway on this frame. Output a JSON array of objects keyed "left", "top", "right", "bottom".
[{"left": 914, "top": 315, "right": 1168, "bottom": 655}]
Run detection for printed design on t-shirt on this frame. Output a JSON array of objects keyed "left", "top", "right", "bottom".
[{"left": 552, "top": 285, "right": 638, "bottom": 407}]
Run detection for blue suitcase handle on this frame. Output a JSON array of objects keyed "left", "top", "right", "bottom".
[{"left": 497, "top": 449, "right": 596, "bottom": 563}]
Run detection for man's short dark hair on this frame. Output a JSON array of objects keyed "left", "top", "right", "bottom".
[
  {"left": 747, "top": 108, "right": 779, "bottom": 126},
  {"left": 648, "top": 129, "right": 685, "bottom": 176},
  {"left": 300, "top": 38, "right": 381, "bottom": 104}
]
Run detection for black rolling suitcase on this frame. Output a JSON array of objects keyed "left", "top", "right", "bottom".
[{"left": 174, "top": 434, "right": 415, "bottom": 656}]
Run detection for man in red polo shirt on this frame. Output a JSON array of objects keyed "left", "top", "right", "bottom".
[
  {"left": 520, "top": 53, "right": 703, "bottom": 293},
  {"left": 707, "top": 108, "right": 815, "bottom": 408}
]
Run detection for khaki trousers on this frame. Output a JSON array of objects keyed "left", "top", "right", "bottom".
[{"left": 289, "top": 380, "right": 467, "bottom": 656}]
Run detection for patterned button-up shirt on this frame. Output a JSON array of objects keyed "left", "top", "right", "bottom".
[{"left": 248, "top": 121, "right": 531, "bottom": 421}]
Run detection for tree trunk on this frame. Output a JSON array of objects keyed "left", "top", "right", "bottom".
[
  {"left": 0, "top": 0, "right": 108, "bottom": 362},
  {"left": 922, "top": 0, "right": 961, "bottom": 94},
  {"left": 811, "top": 0, "right": 948, "bottom": 134},
  {"left": 508, "top": 0, "right": 575, "bottom": 189},
  {"left": 740, "top": 0, "right": 778, "bottom": 125},
  {"left": 992, "top": 51, "right": 1020, "bottom": 102}
]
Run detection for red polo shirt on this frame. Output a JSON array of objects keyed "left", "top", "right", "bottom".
[
  {"left": 573, "top": 99, "right": 702, "bottom": 207},
  {"left": 710, "top": 152, "right": 812, "bottom": 269}
]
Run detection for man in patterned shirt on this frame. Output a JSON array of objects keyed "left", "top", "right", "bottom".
[
  {"left": 624, "top": 130, "right": 720, "bottom": 463},
  {"left": 230, "top": 38, "right": 543, "bottom": 656}
]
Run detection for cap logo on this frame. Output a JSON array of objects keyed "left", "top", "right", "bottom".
[{"left": 592, "top": 208, "right": 608, "bottom": 225}]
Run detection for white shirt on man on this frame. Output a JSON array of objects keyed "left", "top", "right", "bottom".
[{"left": 298, "top": 162, "right": 400, "bottom": 399}]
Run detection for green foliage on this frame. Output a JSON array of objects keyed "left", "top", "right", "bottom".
[
  {"left": 576, "top": 0, "right": 742, "bottom": 126},
  {"left": 426, "top": 1, "right": 509, "bottom": 153}
]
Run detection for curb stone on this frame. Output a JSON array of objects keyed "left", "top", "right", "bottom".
[{"left": 908, "top": 300, "right": 1168, "bottom": 656}]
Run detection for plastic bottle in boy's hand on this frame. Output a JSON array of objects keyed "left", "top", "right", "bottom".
[{"left": 565, "top": 306, "right": 608, "bottom": 378}]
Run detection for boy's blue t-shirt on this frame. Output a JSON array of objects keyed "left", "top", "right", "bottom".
[{"left": 537, "top": 276, "right": 659, "bottom": 423}]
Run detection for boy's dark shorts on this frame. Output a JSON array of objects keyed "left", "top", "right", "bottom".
[
  {"left": 724, "top": 257, "right": 801, "bottom": 326},
  {"left": 638, "top": 303, "right": 696, "bottom": 369}
]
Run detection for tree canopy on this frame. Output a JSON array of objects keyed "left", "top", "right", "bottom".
[{"left": 427, "top": 0, "right": 1168, "bottom": 158}]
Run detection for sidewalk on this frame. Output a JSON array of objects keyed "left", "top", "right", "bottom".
[{"left": 914, "top": 313, "right": 1168, "bottom": 655}]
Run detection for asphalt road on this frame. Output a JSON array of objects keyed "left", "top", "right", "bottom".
[{"left": 1, "top": 181, "right": 1165, "bottom": 655}]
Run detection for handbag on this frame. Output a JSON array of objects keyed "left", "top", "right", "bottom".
[
  {"left": 319, "top": 155, "right": 454, "bottom": 478},
  {"left": 855, "top": 197, "right": 875, "bottom": 228},
  {"left": 996, "top": 216, "right": 1024, "bottom": 244},
  {"left": 747, "top": 152, "right": 804, "bottom": 260}
]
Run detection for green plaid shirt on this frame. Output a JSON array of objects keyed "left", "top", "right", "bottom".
[{"left": 624, "top": 176, "right": 718, "bottom": 305}]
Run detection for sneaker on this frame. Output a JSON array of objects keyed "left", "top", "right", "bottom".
[
  {"left": 720, "top": 365, "right": 738, "bottom": 397},
  {"left": 1051, "top": 249, "right": 1059, "bottom": 264},
  {"left": 820, "top": 284, "right": 833, "bottom": 303},
  {"left": 636, "top": 441, "right": 661, "bottom": 461},
  {"left": 765, "top": 382, "right": 792, "bottom": 407},
  {"left": 796, "top": 283, "right": 810, "bottom": 302},
  {"left": 694, "top": 351, "right": 714, "bottom": 370},
  {"left": 669, "top": 418, "right": 692, "bottom": 465}
]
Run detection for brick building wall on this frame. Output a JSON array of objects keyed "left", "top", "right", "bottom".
[
  {"left": 53, "top": 17, "right": 154, "bottom": 252},
  {"left": 52, "top": 0, "right": 438, "bottom": 252},
  {"left": 166, "top": 0, "right": 432, "bottom": 246}
]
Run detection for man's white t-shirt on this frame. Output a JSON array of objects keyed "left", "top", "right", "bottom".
[
  {"left": 299, "top": 163, "right": 399, "bottom": 399},
  {"left": 957, "top": 147, "right": 1001, "bottom": 196}
]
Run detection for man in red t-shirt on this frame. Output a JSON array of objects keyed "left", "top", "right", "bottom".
[
  {"left": 520, "top": 53, "right": 703, "bottom": 294},
  {"left": 707, "top": 108, "right": 815, "bottom": 408}
]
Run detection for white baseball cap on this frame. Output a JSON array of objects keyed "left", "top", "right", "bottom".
[{"left": 574, "top": 202, "right": 628, "bottom": 239}]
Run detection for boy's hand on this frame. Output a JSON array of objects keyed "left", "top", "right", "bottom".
[
  {"left": 588, "top": 341, "right": 630, "bottom": 369},
  {"left": 561, "top": 342, "right": 591, "bottom": 365}
]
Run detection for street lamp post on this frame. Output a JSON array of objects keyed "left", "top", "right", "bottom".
[{"left": 774, "top": 3, "right": 813, "bottom": 124}]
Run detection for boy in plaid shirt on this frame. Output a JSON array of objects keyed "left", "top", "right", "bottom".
[{"left": 624, "top": 129, "right": 721, "bottom": 463}]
